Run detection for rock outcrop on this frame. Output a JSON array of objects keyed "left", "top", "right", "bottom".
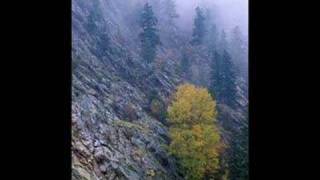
[{"left": 72, "top": 0, "right": 248, "bottom": 179}]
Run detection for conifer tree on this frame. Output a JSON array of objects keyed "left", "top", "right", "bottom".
[
  {"left": 86, "top": 0, "right": 109, "bottom": 56},
  {"left": 210, "top": 50, "right": 237, "bottom": 106},
  {"left": 218, "top": 30, "right": 229, "bottom": 53},
  {"left": 210, "top": 30, "right": 238, "bottom": 106},
  {"left": 220, "top": 50, "right": 237, "bottom": 105},
  {"left": 229, "top": 114, "right": 249, "bottom": 180},
  {"left": 209, "top": 51, "right": 222, "bottom": 98},
  {"left": 157, "top": 0, "right": 179, "bottom": 47},
  {"left": 191, "top": 7, "right": 206, "bottom": 45},
  {"left": 161, "top": 0, "right": 179, "bottom": 27},
  {"left": 86, "top": 0, "right": 101, "bottom": 33},
  {"left": 230, "top": 26, "right": 248, "bottom": 80},
  {"left": 180, "top": 52, "right": 191, "bottom": 79},
  {"left": 207, "top": 24, "right": 219, "bottom": 51},
  {"left": 230, "top": 26, "right": 244, "bottom": 55},
  {"left": 139, "top": 3, "right": 161, "bottom": 64}
]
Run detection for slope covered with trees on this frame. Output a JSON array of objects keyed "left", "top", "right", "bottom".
[{"left": 72, "top": 0, "right": 248, "bottom": 179}]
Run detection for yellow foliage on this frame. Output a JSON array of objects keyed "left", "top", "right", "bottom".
[
  {"left": 167, "top": 84, "right": 223, "bottom": 180},
  {"left": 168, "top": 84, "right": 217, "bottom": 127}
]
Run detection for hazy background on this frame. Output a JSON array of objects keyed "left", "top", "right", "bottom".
[{"left": 174, "top": 0, "right": 248, "bottom": 37}]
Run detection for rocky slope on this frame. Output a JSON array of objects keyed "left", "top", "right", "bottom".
[{"left": 72, "top": 0, "right": 248, "bottom": 179}]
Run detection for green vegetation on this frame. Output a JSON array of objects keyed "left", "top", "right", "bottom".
[
  {"left": 210, "top": 49, "right": 237, "bottom": 107},
  {"left": 85, "top": 0, "right": 110, "bottom": 56},
  {"left": 150, "top": 99, "right": 166, "bottom": 121},
  {"left": 229, "top": 114, "right": 249, "bottom": 180},
  {"left": 180, "top": 52, "right": 191, "bottom": 79},
  {"left": 168, "top": 84, "right": 224, "bottom": 180},
  {"left": 139, "top": 3, "right": 161, "bottom": 64},
  {"left": 191, "top": 7, "right": 207, "bottom": 45}
]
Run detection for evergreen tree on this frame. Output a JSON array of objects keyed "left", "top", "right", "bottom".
[
  {"left": 218, "top": 30, "right": 229, "bottom": 53},
  {"left": 230, "top": 26, "right": 244, "bottom": 55},
  {"left": 180, "top": 52, "right": 191, "bottom": 79},
  {"left": 161, "top": 0, "right": 179, "bottom": 27},
  {"left": 139, "top": 3, "right": 161, "bottom": 64},
  {"left": 86, "top": 0, "right": 101, "bottom": 33},
  {"left": 209, "top": 51, "right": 222, "bottom": 98},
  {"left": 220, "top": 50, "right": 237, "bottom": 105},
  {"left": 157, "top": 0, "right": 179, "bottom": 47},
  {"left": 229, "top": 114, "right": 249, "bottom": 180},
  {"left": 86, "top": 0, "right": 109, "bottom": 56},
  {"left": 191, "top": 7, "right": 206, "bottom": 45},
  {"left": 207, "top": 24, "right": 219, "bottom": 53},
  {"left": 230, "top": 26, "right": 248, "bottom": 80},
  {"left": 210, "top": 50, "right": 237, "bottom": 106}
]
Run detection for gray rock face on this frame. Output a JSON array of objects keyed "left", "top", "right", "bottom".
[
  {"left": 72, "top": 0, "right": 248, "bottom": 179},
  {"left": 72, "top": 0, "right": 183, "bottom": 179}
]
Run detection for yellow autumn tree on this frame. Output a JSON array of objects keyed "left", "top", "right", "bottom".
[{"left": 168, "top": 84, "right": 224, "bottom": 180}]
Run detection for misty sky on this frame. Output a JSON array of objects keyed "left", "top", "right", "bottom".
[{"left": 174, "top": 0, "right": 248, "bottom": 37}]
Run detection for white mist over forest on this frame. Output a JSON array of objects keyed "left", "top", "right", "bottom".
[
  {"left": 174, "top": 0, "right": 248, "bottom": 36},
  {"left": 134, "top": 0, "right": 248, "bottom": 37}
]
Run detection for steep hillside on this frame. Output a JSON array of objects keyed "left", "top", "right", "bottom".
[{"left": 72, "top": 0, "right": 248, "bottom": 179}]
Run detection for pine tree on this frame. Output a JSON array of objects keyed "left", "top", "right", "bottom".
[
  {"left": 229, "top": 114, "right": 249, "bottom": 180},
  {"left": 157, "top": 0, "right": 179, "bottom": 47},
  {"left": 218, "top": 30, "right": 229, "bottom": 53},
  {"left": 139, "top": 3, "right": 161, "bottom": 64},
  {"left": 86, "top": 0, "right": 109, "bottom": 56},
  {"left": 230, "top": 26, "right": 244, "bottom": 54},
  {"left": 209, "top": 51, "right": 222, "bottom": 98},
  {"left": 210, "top": 50, "right": 237, "bottom": 106},
  {"left": 191, "top": 7, "right": 206, "bottom": 45},
  {"left": 230, "top": 26, "right": 248, "bottom": 80},
  {"left": 86, "top": 0, "right": 101, "bottom": 33},
  {"left": 161, "top": 0, "right": 179, "bottom": 27},
  {"left": 220, "top": 50, "right": 237, "bottom": 105},
  {"left": 180, "top": 52, "right": 191, "bottom": 79},
  {"left": 207, "top": 24, "right": 219, "bottom": 54}
]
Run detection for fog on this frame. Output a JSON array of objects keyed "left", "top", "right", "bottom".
[{"left": 174, "top": 0, "right": 248, "bottom": 37}]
